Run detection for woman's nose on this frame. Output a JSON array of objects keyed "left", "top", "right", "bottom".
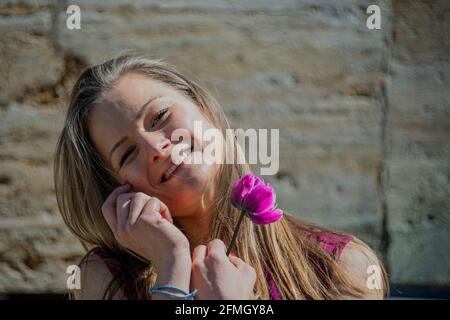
[{"left": 140, "top": 133, "right": 171, "bottom": 164}]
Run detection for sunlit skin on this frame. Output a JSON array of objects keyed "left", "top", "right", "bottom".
[{"left": 89, "top": 72, "right": 218, "bottom": 248}]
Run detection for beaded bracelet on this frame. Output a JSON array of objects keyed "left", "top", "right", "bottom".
[{"left": 149, "top": 285, "right": 197, "bottom": 300}]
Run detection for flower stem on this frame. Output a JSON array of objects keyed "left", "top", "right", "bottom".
[{"left": 226, "top": 209, "right": 246, "bottom": 256}]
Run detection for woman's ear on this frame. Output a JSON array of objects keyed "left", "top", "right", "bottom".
[
  {"left": 121, "top": 180, "right": 133, "bottom": 191},
  {"left": 108, "top": 176, "right": 129, "bottom": 192}
]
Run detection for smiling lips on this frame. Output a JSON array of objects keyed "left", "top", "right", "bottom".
[
  {"left": 161, "top": 162, "right": 181, "bottom": 182},
  {"left": 160, "top": 148, "right": 191, "bottom": 183}
]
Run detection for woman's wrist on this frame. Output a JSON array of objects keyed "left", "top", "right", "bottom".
[
  {"left": 152, "top": 249, "right": 192, "bottom": 300},
  {"left": 155, "top": 247, "right": 191, "bottom": 272}
]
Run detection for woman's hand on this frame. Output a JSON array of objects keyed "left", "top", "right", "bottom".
[
  {"left": 190, "top": 239, "right": 257, "bottom": 300},
  {"left": 101, "top": 184, "right": 191, "bottom": 275}
]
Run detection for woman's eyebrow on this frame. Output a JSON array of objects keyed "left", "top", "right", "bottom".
[
  {"left": 134, "top": 95, "right": 164, "bottom": 121},
  {"left": 108, "top": 95, "right": 164, "bottom": 164}
]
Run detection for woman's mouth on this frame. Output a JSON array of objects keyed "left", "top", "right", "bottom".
[
  {"left": 161, "top": 162, "right": 182, "bottom": 183},
  {"left": 160, "top": 148, "right": 192, "bottom": 183}
]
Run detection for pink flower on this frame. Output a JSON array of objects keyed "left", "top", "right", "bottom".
[{"left": 230, "top": 173, "right": 283, "bottom": 225}]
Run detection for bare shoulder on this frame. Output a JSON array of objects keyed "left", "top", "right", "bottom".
[
  {"left": 338, "top": 239, "right": 387, "bottom": 299},
  {"left": 72, "top": 249, "right": 125, "bottom": 300}
]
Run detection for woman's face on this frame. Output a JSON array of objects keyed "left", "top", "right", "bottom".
[{"left": 89, "top": 72, "right": 217, "bottom": 217}]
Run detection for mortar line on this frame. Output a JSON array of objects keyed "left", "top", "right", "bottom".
[{"left": 377, "top": 0, "right": 393, "bottom": 275}]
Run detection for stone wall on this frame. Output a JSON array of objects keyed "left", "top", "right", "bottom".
[{"left": 0, "top": 0, "right": 448, "bottom": 294}]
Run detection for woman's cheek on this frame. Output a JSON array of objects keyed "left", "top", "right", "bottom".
[{"left": 120, "top": 166, "right": 139, "bottom": 188}]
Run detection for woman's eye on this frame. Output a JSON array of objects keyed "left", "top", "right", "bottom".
[
  {"left": 120, "top": 146, "right": 137, "bottom": 167},
  {"left": 151, "top": 107, "right": 169, "bottom": 128}
]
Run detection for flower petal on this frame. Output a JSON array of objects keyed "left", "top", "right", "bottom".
[
  {"left": 247, "top": 208, "right": 283, "bottom": 225},
  {"left": 230, "top": 175, "right": 250, "bottom": 208},
  {"left": 241, "top": 185, "right": 276, "bottom": 214},
  {"left": 230, "top": 173, "right": 264, "bottom": 209}
]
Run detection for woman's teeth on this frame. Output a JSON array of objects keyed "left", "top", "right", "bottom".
[
  {"left": 161, "top": 151, "right": 190, "bottom": 182},
  {"left": 162, "top": 163, "right": 179, "bottom": 182}
]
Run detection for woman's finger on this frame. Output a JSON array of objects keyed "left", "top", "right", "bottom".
[
  {"left": 157, "top": 199, "right": 173, "bottom": 224},
  {"left": 116, "top": 192, "right": 133, "bottom": 234},
  {"left": 142, "top": 197, "right": 173, "bottom": 224},
  {"left": 206, "top": 239, "right": 227, "bottom": 259},
  {"left": 192, "top": 244, "right": 207, "bottom": 264},
  {"left": 101, "top": 184, "right": 131, "bottom": 232},
  {"left": 128, "top": 193, "right": 150, "bottom": 226},
  {"left": 230, "top": 256, "right": 256, "bottom": 281},
  {"left": 229, "top": 255, "right": 245, "bottom": 269}
]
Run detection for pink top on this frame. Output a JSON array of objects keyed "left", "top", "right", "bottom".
[{"left": 91, "top": 232, "right": 352, "bottom": 300}]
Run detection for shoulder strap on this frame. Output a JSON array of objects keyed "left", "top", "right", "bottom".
[{"left": 313, "top": 233, "right": 353, "bottom": 259}]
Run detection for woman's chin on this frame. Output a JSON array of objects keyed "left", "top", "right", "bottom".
[{"left": 161, "top": 163, "right": 216, "bottom": 217}]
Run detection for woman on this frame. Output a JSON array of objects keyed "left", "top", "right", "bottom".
[{"left": 54, "top": 54, "right": 388, "bottom": 300}]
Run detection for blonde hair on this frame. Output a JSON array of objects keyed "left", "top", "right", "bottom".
[{"left": 54, "top": 54, "right": 388, "bottom": 299}]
